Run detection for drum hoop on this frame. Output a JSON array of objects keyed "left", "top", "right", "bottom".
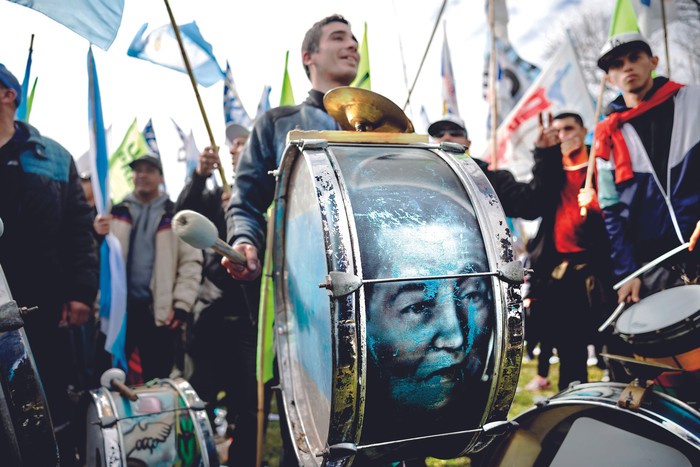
[
  {"left": 168, "top": 378, "right": 217, "bottom": 466},
  {"left": 616, "top": 286, "right": 700, "bottom": 339},
  {"left": 617, "top": 308, "right": 700, "bottom": 346},
  {"left": 273, "top": 141, "right": 362, "bottom": 460}
]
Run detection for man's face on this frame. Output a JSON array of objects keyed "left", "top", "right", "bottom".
[
  {"left": 131, "top": 163, "right": 163, "bottom": 199},
  {"left": 229, "top": 135, "right": 248, "bottom": 170},
  {"left": 605, "top": 48, "right": 658, "bottom": 95},
  {"left": 431, "top": 126, "right": 471, "bottom": 148},
  {"left": 552, "top": 117, "right": 586, "bottom": 155},
  {"left": 366, "top": 222, "right": 492, "bottom": 412},
  {"left": 304, "top": 21, "right": 359, "bottom": 87}
]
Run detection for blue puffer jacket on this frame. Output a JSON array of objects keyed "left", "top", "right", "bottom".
[
  {"left": 227, "top": 90, "right": 340, "bottom": 250},
  {"left": 596, "top": 78, "right": 700, "bottom": 279}
]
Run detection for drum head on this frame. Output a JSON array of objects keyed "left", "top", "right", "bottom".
[
  {"left": 616, "top": 285, "right": 700, "bottom": 335},
  {"left": 473, "top": 382, "right": 700, "bottom": 466},
  {"left": 274, "top": 141, "right": 520, "bottom": 464}
]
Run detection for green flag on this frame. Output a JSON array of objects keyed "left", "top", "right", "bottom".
[
  {"left": 279, "top": 51, "right": 295, "bottom": 106},
  {"left": 25, "top": 77, "right": 38, "bottom": 122},
  {"left": 609, "top": 0, "right": 640, "bottom": 36},
  {"left": 257, "top": 205, "right": 276, "bottom": 384},
  {"left": 350, "top": 22, "right": 371, "bottom": 90},
  {"left": 109, "top": 118, "right": 151, "bottom": 203}
]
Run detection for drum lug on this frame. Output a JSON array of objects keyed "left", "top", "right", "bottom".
[
  {"left": 439, "top": 141, "right": 469, "bottom": 154},
  {"left": 319, "top": 271, "right": 362, "bottom": 297},
  {"left": 482, "top": 420, "right": 519, "bottom": 436},
  {"left": 316, "top": 442, "right": 357, "bottom": 461},
  {"left": 298, "top": 139, "right": 329, "bottom": 151},
  {"left": 617, "top": 378, "right": 653, "bottom": 411},
  {"left": 0, "top": 301, "right": 25, "bottom": 332},
  {"left": 497, "top": 260, "right": 526, "bottom": 285}
]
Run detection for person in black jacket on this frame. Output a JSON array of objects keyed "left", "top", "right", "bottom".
[{"left": 0, "top": 63, "right": 99, "bottom": 466}]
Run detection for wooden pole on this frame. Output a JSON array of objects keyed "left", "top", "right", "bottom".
[
  {"left": 403, "top": 0, "right": 448, "bottom": 111},
  {"left": 488, "top": 0, "right": 499, "bottom": 169},
  {"left": 660, "top": 0, "right": 671, "bottom": 79},
  {"left": 162, "top": 0, "right": 230, "bottom": 192},
  {"left": 581, "top": 76, "right": 608, "bottom": 218}
]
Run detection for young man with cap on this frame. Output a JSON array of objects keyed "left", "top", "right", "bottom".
[
  {"left": 593, "top": 32, "right": 700, "bottom": 304},
  {"left": 428, "top": 114, "right": 564, "bottom": 220},
  {"left": 101, "top": 154, "right": 202, "bottom": 380},
  {"left": 0, "top": 63, "right": 98, "bottom": 465}
]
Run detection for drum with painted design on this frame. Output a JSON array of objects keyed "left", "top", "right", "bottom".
[
  {"left": 473, "top": 381, "right": 700, "bottom": 466},
  {"left": 85, "top": 377, "right": 218, "bottom": 466},
  {"left": 272, "top": 133, "right": 524, "bottom": 465}
]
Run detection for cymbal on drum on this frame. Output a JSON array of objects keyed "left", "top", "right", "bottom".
[
  {"left": 324, "top": 87, "right": 415, "bottom": 133},
  {"left": 600, "top": 352, "right": 682, "bottom": 381}
]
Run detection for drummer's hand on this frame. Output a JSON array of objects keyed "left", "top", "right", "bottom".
[
  {"left": 60, "top": 301, "right": 91, "bottom": 327},
  {"left": 197, "top": 146, "right": 221, "bottom": 177},
  {"left": 617, "top": 278, "right": 641, "bottom": 304},
  {"left": 221, "top": 243, "right": 261, "bottom": 281},
  {"left": 578, "top": 187, "right": 596, "bottom": 209},
  {"left": 534, "top": 112, "right": 560, "bottom": 149},
  {"left": 689, "top": 220, "right": 700, "bottom": 252}
]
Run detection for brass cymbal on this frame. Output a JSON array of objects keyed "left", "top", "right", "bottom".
[{"left": 324, "top": 87, "right": 414, "bottom": 133}]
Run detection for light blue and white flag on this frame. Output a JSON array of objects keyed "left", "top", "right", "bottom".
[
  {"left": 9, "top": 0, "right": 124, "bottom": 50},
  {"left": 142, "top": 118, "right": 160, "bottom": 158},
  {"left": 87, "top": 47, "right": 128, "bottom": 370},
  {"left": 172, "top": 118, "right": 200, "bottom": 181},
  {"left": 223, "top": 61, "right": 252, "bottom": 127},
  {"left": 441, "top": 27, "right": 460, "bottom": 117},
  {"left": 15, "top": 35, "right": 33, "bottom": 122},
  {"left": 128, "top": 22, "right": 224, "bottom": 87},
  {"left": 255, "top": 85, "right": 272, "bottom": 120}
]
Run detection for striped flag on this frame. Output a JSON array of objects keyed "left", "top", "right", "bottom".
[
  {"left": 141, "top": 118, "right": 160, "bottom": 158},
  {"left": 350, "top": 22, "right": 371, "bottom": 90},
  {"left": 441, "top": 26, "right": 459, "bottom": 117},
  {"left": 9, "top": 0, "right": 125, "bottom": 50},
  {"left": 255, "top": 85, "right": 272, "bottom": 120},
  {"left": 15, "top": 35, "right": 34, "bottom": 122},
  {"left": 172, "top": 119, "right": 200, "bottom": 181},
  {"left": 127, "top": 22, "right": 224, "bottom": 87},
  {"left": 87, "top": 47, "right": 128, "bottom": 370},
  {"left": 279, "top": 51, "right": 295, "bottom": 106},
  {"left": 223, "top": 61, "right": 252, "bottom": 128}
]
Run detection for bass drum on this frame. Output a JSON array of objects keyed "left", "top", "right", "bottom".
[
  {"left": 85, "top": 377, "right": 218, "bottom": 466},
  {"left": 272, "top": 137, "right": 523, "bottom": 465},
  {"left": 0, "top": 264, "right": 58, "bottom": 466},
  {"left": 472, "top": 382, "right": 700, "bottom": 466}
]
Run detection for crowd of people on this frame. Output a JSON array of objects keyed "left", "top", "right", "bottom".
[{"left": 1, "top": 12, "right": 699, "bottom": 467}]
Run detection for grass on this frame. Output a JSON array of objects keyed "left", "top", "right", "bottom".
[{"left": 260, "top": 353, "right": 606, "bottom": 466}]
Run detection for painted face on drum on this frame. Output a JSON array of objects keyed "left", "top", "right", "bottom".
[{"left": 365, "top": 223, "right": 492, "bottom": 412}]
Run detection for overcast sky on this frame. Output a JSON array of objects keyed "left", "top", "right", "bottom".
[{"left": 0, "top": 0, "right": 611, "bottom": 197}]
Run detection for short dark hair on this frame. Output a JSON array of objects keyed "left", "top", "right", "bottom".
[
  {"left": 553, "top": 112, "right": 584, "bottom": 128},
  {"left": 301, "top": 14, "right": 351, "bottom": 79}
]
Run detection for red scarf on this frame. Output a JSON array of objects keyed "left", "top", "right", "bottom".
[{"left": 594, "top": 80, "right": 683, "bottom": 184}]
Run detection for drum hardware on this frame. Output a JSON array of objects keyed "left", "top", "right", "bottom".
[
  {"left": 439, "top": 141, "right": 469, "bottom": 154},
  {"left": 324, "top": 87, "right": 415, "bottom": 133},
  {"left": 613, "top": 241, "right": 690, "bottom": 291},
  {"left": 0, "top": 301, "right": 38, "bottom": 332},
  {"left": 617, "top": 378, "right": 654, "bottom": 411},
  {"left": 100, "top": 368, "right": 139, "bottom": 402},
  {"left": 315, "top": 421, "right": 518, "bottom": 462},
  {"left": 318, "top": 261, "right": 527, "bottom": 298}
]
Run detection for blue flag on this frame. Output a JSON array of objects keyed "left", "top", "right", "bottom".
[
  {"left": 171, "top": 118, "right": 200, "bottom": 181},
  {"left": 128, "top": 22, "right": 224, "bottom": 87},
  {"left": 15, "top": 36, "right": 33, "bottom": 122},
  {"left": 255, "top": 85, "right": 272, "bottom": 120},
  {"left": 142, "top": 118, "right": 160, "bottom": 158},
  {"left": 87, "top": 47, "right": 128, "bottom": 371},
  {"left": 223, "top": 61, "right": 252, "bottom": 127},
  {"left": 9, "top": 0, "right": 124, "bottom": 50}
]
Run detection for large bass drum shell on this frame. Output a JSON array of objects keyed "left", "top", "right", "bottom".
[{"left": 272, "top": 139, "right": 523, "bottom": 465}]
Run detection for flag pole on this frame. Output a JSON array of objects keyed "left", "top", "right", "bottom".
[
  {"left": 581, "top": 76, "right": 607, "bottom": 218},
  {"left": 660, "top": 0, "right": 671, "bottom": 78},
  {"left": 403, "top": 0, "right": 448, "bottom": 111},
  {"left": 162, "top": 0, "right": 230, "bottom": 192},
  {"left": 488, "top": 0, "right": 499, "bottom": 169}
]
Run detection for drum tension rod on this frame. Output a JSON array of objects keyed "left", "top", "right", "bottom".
[
  {"left": 319, "top": 261, "right": 527, "bottom": 298},
  {"left": 315, "top": 420, "right": 518, "bottom": 461},
  {"left": 0, "top": 301, "right": 30, "bottom": 332}
]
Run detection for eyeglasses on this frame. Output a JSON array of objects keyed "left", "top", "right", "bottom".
[{"left": 434, "top": 130, "right": 466, "bottom": 138}]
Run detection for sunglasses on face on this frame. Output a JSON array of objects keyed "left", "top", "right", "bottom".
[{"left": 434, "top": 130, "right": 466, "bottom": 138}]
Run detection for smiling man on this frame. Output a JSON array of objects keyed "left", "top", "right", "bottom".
[{"left": 593, "top": 32, "right": 700, "bottom": 304}]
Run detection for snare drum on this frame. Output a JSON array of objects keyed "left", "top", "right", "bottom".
[
  {"left": 85, "top": 377, "right": 218, "bottom": 466},
  {"left": 272, "top": 133, "right": 523, "bottom": 465},
  {"left": 614, "top": 285, "right": 700, "bottom": 372},
  {"left": 473, "top": 382, "right": 700, "bottom": 466}
]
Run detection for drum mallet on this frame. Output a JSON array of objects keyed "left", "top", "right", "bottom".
[
  {"left": 172, "top": 210, "right": 247, "bottom": 265},
  {"left": 100, "top": 368, "right": 139, "bottom": 401},
  {"left": 599, "top": 241, "right": 691, "bottom": 332}
]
